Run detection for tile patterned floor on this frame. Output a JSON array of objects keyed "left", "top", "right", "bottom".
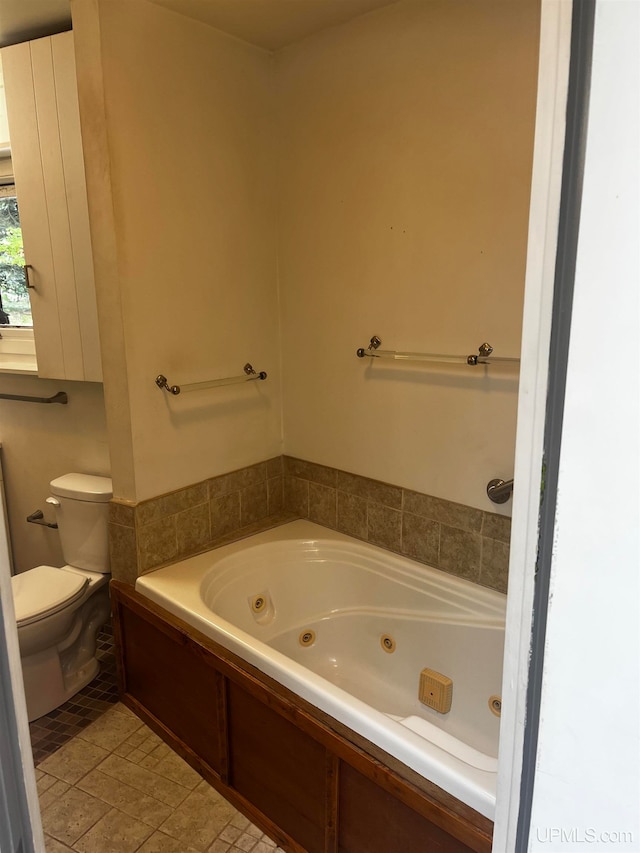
[
  {"left": 35, "top": 702, "right": 286, "bottom": 853},
  {"left": 30, "top": 625, "right": 119, "bottom": 765}
]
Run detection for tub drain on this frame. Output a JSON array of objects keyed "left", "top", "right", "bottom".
[
  {"left": 299, "top": 629, "right": 316, "bottom": 647},
  {"left": 489, "top": 695, "right": 502, "bottom": 717},
  {"left": 380, "top": 634, "right": 396, "bottom": 654}
]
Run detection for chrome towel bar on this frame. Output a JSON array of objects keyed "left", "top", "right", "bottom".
[
  {"left": 156, "top": 363, "right": 267, "bottom": 396},
  {"left": 0, "top": 390, "right": 68, "bottom": 404},
  {"left": 356, "top": 336, "right": 520, "bottom": 367}
]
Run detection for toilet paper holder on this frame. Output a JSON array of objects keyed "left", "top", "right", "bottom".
[{"left": 26, "top": 509, "right": 58, "bottom": 529}]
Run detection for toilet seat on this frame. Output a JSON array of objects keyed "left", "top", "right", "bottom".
[{"left": 12, "top": 566, "right": 89, "bottom": 627}]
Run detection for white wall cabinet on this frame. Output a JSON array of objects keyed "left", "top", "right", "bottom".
[{"left": 1, "top": 31, "right": 102, "bottom": 382}]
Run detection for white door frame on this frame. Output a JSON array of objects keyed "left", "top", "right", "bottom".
[
  {"left": 493, "top": 1, "right": 574, "bottom": 849},
  {"left": 0, "top": 488, "right": 44, "bottom": 852}
]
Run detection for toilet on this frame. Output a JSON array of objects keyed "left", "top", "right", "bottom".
[{"left": 11, "top": 473, "right": 113, "bottom": 722}]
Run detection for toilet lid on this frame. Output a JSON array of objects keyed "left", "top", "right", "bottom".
[{"left": 12, "top": 566, "right": 90, "bottom": 627}]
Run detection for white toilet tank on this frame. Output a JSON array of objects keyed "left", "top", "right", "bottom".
[{"left": 48, "top": 473, "right": 113, "bottom": 573}]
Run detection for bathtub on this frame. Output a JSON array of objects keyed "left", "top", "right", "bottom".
[{"left": 135, "top": 520, "right": 506, "bottom": 820}]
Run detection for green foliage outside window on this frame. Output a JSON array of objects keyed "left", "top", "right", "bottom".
[{"left": 0, "top": 195, "right": 32, "bottom": 326}]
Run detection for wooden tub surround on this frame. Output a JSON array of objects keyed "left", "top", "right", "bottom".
[{"left": 112, "top": 582, "right": 493, "bottom": 853}]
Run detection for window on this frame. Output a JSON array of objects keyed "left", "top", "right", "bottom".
[{"left": 0, "top": 185, "right": 31, "bottom": 328}]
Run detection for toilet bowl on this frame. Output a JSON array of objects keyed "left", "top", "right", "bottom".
[{"left": 11, "top": 473, "right": 113, "bottom": 721}]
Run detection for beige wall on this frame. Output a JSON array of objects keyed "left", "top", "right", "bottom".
[
  {"left": 73, "top": 0, "right": 282, "bottom": 503},
  {"left": 71, "top": 0, "right": 539, "bottom": 516},
  {"left": 277, "top": 0, "right": 539, "bottom": 512},
  {"left": 0, "top": 375, "right": 109, "bottom": 572}
]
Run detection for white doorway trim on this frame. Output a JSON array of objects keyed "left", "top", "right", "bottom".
[
  {"left": 0, "top": 488, "right": 44, "bottom": 851},
  {"left": 493, "top": 2, "right": 574, "bottom": 849}
]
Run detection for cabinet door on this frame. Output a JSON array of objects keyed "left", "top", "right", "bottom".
[{"left": 2, "top": 32, "right": 102, "bottom": 381}]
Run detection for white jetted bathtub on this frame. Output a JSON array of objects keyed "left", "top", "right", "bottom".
[{"left": 135, "top": 520, "right": 506, "bottom": 819}]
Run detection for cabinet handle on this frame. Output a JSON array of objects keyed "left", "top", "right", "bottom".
[{"left": 24, "top": 264, "right": 35, "bottom": 289}]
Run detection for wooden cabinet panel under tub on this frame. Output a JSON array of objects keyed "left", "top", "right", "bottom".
[
  {"left": 111, "top": 581, "right": 493, "bottom": 853},
  {"left": 228, "top": 683, "right": 330, "bottom": 853},
  {"left": 117, "top": 591, "right": 225, "bottom": 777}
]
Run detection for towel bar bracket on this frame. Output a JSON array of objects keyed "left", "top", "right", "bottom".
[
  {"left": 486, "top": 478, "right": 514, "bottom": 504},
  {"left": 155, "top": 375, "right": 180, "bottom": 395}
]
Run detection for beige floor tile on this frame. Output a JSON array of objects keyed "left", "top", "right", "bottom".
[
  {"left": 137, "top": 731, "right": 165, "bottom": 755},
  {"left": 38, "top": 773, "right": 59, "bottom": 795},
  {"left": 137, "top": 830, "right": 204, "bottom": 853},
  {"left": 112, "top": 742, "right": 134, "bottom": 758},
  {"left": 124, "top": 747, "right": 148, "bottom": 764},
  {"left": 73, "top": 807, "right": 154, "bottom": 853},
  {"left": 44, "top": 835, "right": 75, "bottom": 852},
  {"left": 96, "top": 754, "right": 191, "bottom": 808},
  {"left": 229, "top": 813, "right": 250, "bottom": 831},
  {"left": 112, "top": 702, "right": 138, "bottom": 718},
  {"left": 138, "top": 753, "right": 161, "bottom": 771},
  {"left": 77, "top": 707, "right": 145, "bottom": 751},
  {"left": 208, "top": 840, "right": 233, "bottom": 853},
  {"left": 246, "top": 824, "right": 263, "bottom": 839},
  {"left": 251, "top": 843, "right": 278, "bottom": 853},
  {"left": 159, "top": 787, "right": 237, "bottom": 850},
  {"left": 233, "top": 832, "right": 259, "bottom": 852},
  {"left": 219, "top": 824, "right": 242, "bottom": 844},
  {"left": 147, "top": 749, "right": 202, "bottom": 789},
  {"left": 39, "top": 779, "right": 71, "bottom": 812},
  {"left": 76, "top": 768, "right": 174, "bottom": 828},
  {"left": 190, "top": 779, "right": 229, "bottom": 805},
  {"left": 38, "top": 738, "right": 110, "bottom": 785},
  {"left": 122, "top": 729, "right": 148, "bottom": 749},
  {"left": 138, "top": 742, "right": 172, "bottom": 771},
  {"left": 41, "top": 787, "right": 110, "bottom": 846},
  {"left": 196, "top": 779, "right": 229, "bottom": 800}
]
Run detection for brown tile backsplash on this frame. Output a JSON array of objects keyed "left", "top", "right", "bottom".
[
  {"left": 336, "top": 491, "right": 368, "bottom": 540},
  {"left": 207, "top": 462, "right": 267, "bottom": 498},
  {"left": 210, "top": 492, "right": 241, "bottom": 541},
  {"left": 403, "top": 490, "right": 483, "bottom": 533},
  {"left": 283, "top": 475, "right": 309, "bottom": 517},
  {"left": 109, "top": 459, "right": 285, "bottom": 580},
  {"left": 267, "top": 476, "right": 284, "bottom": 515},
  {"left": 282, "top": 456, "right": 512, "bottom": 593},
  {"left": 479, "top": 537, "right": 510, "bottom": 594},
  {"left": 482, "top": 511, "right": 512, "bottom": 543},
  {"left": 367, "top": 503, "right": 402, "bottom": 552},
  {"left": 176, "top": 504, "right": 210, "bottom": 558},
  {"left": 335, "top": 469, "right": 403, "bottom": 510},
  {"left": 109, "top": 455, "right": 512, "bottom": 593},
  {"left": 308, "top": 482, "right": 337, "bottom": 529},
  {"left": 240, "top": 482, "right": 268, "bottom": 527},
  {"left": 401, "top": 513, "right": 439, "bottom": 565},
  {"left": 439, "top": 525, "right": 481, "bottom": 583},
  {"left": 284, "top": 456, "right": 337, "bottom": 488}
]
